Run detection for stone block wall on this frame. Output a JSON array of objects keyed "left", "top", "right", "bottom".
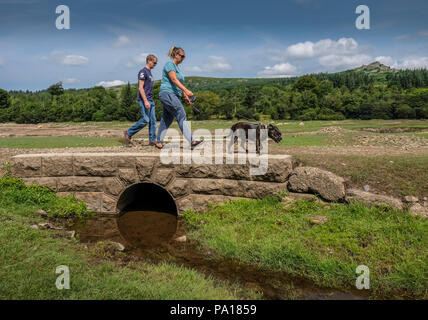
[{"left": 11, "top": 153, "right": 297, "bottom": 215}]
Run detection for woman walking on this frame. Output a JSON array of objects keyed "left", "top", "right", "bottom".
[{"left": 155, "top": 46, "right": 203, "bottom": 149}]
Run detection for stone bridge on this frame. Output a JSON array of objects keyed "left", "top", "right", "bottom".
[{"left": 10, "top": 152, "right": 305, "bottom": 216}]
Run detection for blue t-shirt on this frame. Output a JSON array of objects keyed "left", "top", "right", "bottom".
[
  {"left": 137, "top": 67, "right": 154, "bottom": 101},
  {"left": 159, "top": 61, "right": 184, "bottom": 97}
]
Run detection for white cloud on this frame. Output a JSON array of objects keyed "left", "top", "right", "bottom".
[
  {"left": 206, "top": 56, "right": 231, "bottom": 71},
  {"left": 375, "top": 56, "right": 395, "bottom": 66},
  {"left": 373, "top": 56, "right": 428, "bottom": 69},
  {"left": 62, "top": 55, "right": 89, "bottom": 65},
  {"left": 419, "top": 30, "right": 428, "bottom": 37},
  {"left": 392, "top": 57, "right": 428, "bottom": 69},
  {"left": 319, "top": 54, "right": 372, "bottom": 69},
  {"left": 0, "top": 57, "right": 4, "bottom": 66},
  {"left": 40, "top": 51, "right": 89, "bottom": 66},
  {"left": 113, "top": 35, "right": 131, "bottom": 47},
  {"left": 286, "top": 38, "right": 360, "bottom": 59},
  {"left": 286, "top": 41, "right": 315, "bottom": 59},
  {"left": 183, "top": 56, "right": 231, "bottom": 73},
  {"left": 96, "top": 80, "right": 126, "bottom": 88},
  {"left": 257, "top": 63, "right": 297, "bottom": 78},
  {"left": 63, "top": 78, "right": 79, "bottom": 85}
]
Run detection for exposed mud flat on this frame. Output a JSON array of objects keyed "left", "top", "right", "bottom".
[{"left": 70, "top": 212, "right": 368, "bottom": 300}]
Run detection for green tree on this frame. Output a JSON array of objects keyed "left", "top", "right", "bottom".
[
  {"left": 121, "top": 82, "right": 137, "bottom": 121},
  {"left": 0, "top": 89, "right": 11, "bottom": 109},
  {"left": 293, "top": 75, "right": 319, "bottom": 92},
  {"left": 47, "top": 82, "right": 64, "bottom": 96}
]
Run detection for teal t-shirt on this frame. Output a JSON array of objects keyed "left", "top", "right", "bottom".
[{"left": 160, "top": 61, "right": 185, "bottom": 97}]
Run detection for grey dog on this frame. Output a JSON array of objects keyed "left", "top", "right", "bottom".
[{"left": 225, "top": 122, "right": 282, "bottom": 154}]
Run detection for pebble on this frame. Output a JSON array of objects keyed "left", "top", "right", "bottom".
[{"left": 175, "top": 235, "right": 187, "bottom": 243}]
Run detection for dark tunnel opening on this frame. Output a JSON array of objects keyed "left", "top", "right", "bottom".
[
  {"left": 115, "top": 183, "right": 178, "bottom": 247},
  {"left": 116, "top": 182, "right": 178, "bottom": 216}
]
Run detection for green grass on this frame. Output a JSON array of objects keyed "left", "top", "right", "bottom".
[
  {"left": 0, "top": 175, "right": 258, "bottom": 299},
  {"left": 293, "top": 154, "right": 428, "bottom": 198},
  {"left": 64, "top": 119, "right": 428, "bottom": 134},
  {"left": 183, "top": 196, "right": 428, "bottom": 299},
  {"left": 0, "top": 136, "right": 122, "bottom": 149}
]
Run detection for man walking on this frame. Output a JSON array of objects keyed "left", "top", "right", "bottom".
[{"left": 124, "top": 54, "right": 158, "bottom": 146}]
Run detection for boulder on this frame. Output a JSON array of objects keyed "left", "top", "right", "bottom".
[
  {"left": 345, "top": 188, "right": 403, "bottom": 210},
  {"left": 404, "top": 196, "right": 419, "bottom": 203},
  {"left": 409, "top": 203, "right": 428, "bottom": 219},
  {"left": 288, "top": 166, "right": 345, "bottom": 201}
]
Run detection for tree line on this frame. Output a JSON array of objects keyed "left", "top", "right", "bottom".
[{"left": 0, "top": 69, "right": 427, "bottom": 124}]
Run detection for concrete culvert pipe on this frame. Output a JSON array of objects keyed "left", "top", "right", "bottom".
[{"left": 116, "top": 182, "right": 178, "bottom": 247}]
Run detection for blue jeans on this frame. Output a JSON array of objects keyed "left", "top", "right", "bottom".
[
  {"left": 127, "top": 100, "right": 156, "bottom": 142},
  {"left": 157, "top": 91, "right": 194, "bottom": 143}
]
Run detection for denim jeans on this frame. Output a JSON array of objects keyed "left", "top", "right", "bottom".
[
  {"left": 127, "top": 100, "right": 156, "bottom": 142},
  {"left": 157, "top": 91, "right": 194, "bottom": 143}
]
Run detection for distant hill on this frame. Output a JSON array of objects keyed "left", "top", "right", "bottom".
[
  {"left": 352, "top": 61, "right": 396, "bottom": 73},
  {"left": 107, "top": 76, "right": 297, "bottom": 92},
  {"left": 107, "top": 61, "right": 399, "bottom": 92}
]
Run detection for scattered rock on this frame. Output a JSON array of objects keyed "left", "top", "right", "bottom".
[
  {"left": 30, "top": 224, "right": 39, "bottom": 229},
  {"left": 288, "top": 166, "right": 346, "bottom": 201},
  {"left": 308, "top": 215, "right": 328, "bottom": 225},
  {"left": 299, "top": 122, "right": 304, "bottom": 126},
  {"left": 409, "top": 203, "right": 428, "bottom": 218},
  {"left": 174, "top": 235, "right": 187, "bottom": 243},
  {"left": 363, "top": 185, "right": 370, "bottom": 192},
  {"left": 65, "top": 230, "right": 75, "bottom": 238},
  {"left": 345, "top": 189, "right": 403, "bottom": 210},
  {"left": 110, "top": 241, "right": 125, "bottom": 251},
  {"left": 404, "top": 196, "right": 419, "bottom": 203},
  {"left": 38, "top": 222, "right": 63, "bottom": 230},
  {"left": 37, "top": 209, "right": 48, "bottom": 218}
]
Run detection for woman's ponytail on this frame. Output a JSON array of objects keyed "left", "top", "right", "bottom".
[{"left": 168, "top": 46, "right": 183, "bottom": 58}]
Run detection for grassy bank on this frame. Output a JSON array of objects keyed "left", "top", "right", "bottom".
[
  {"left": 0, "top": 175, "right": 257, "bottom": 299},
  {"left": 292, "top": 154, "right": 428, "bottom": 198},
  {"left": 183, "top": 195, "right": 428, "bottom": 299}
]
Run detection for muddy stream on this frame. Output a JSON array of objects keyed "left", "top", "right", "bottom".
[{"left": 70, "top": 210, "right": 368, "bottom": 300}]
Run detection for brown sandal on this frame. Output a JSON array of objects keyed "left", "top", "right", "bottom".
[{"left": 155, "top": 142, "right": 164, "bottom": 149}]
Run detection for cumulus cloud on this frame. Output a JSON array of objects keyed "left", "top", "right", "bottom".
[
  {"left": 375, "top": 56, "right": 395, "bottom": 66},
  {"left": 257, "top": 63, "right": 297, "bottom": 78},
  {"left": 62, "top": 55, "right": 89, "bottom": 65},
  {"left": 393, "top": 57, "right": 428, "bottom": 69},
  {"left": 183, "top": 56, "right": 231, "bottom": 73},
  {"left": 373, "top": 56, "right": 428, "bottom": 69},
  {"left": 286, "top": 38, "right": 360, "bottom": 59},
  {"left": 96, "top": 80, "right": 126, "bottom": 88},
  {"left": 319, "top": 54, "right": 372, "bottom": 69},
  {"left": 113, "top": 35, "right": 131, "bottom": 47},
  {"left": 40, "top": 51, "right": 89, "bottom": 66}
]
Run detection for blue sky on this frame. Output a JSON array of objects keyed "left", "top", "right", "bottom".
[{"left": 0, "top": 0, "right": 427, "bottom": 90}]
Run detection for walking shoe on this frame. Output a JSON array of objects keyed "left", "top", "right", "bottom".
[
  {"left": 123, "top": 130, "right": 131, "bottom": 146},
  {"left": 149, "top": 142, "right": 156, "bottom": 146},
  {"left": 191, "top": 140, "right": 204, "bottom": 150}
]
